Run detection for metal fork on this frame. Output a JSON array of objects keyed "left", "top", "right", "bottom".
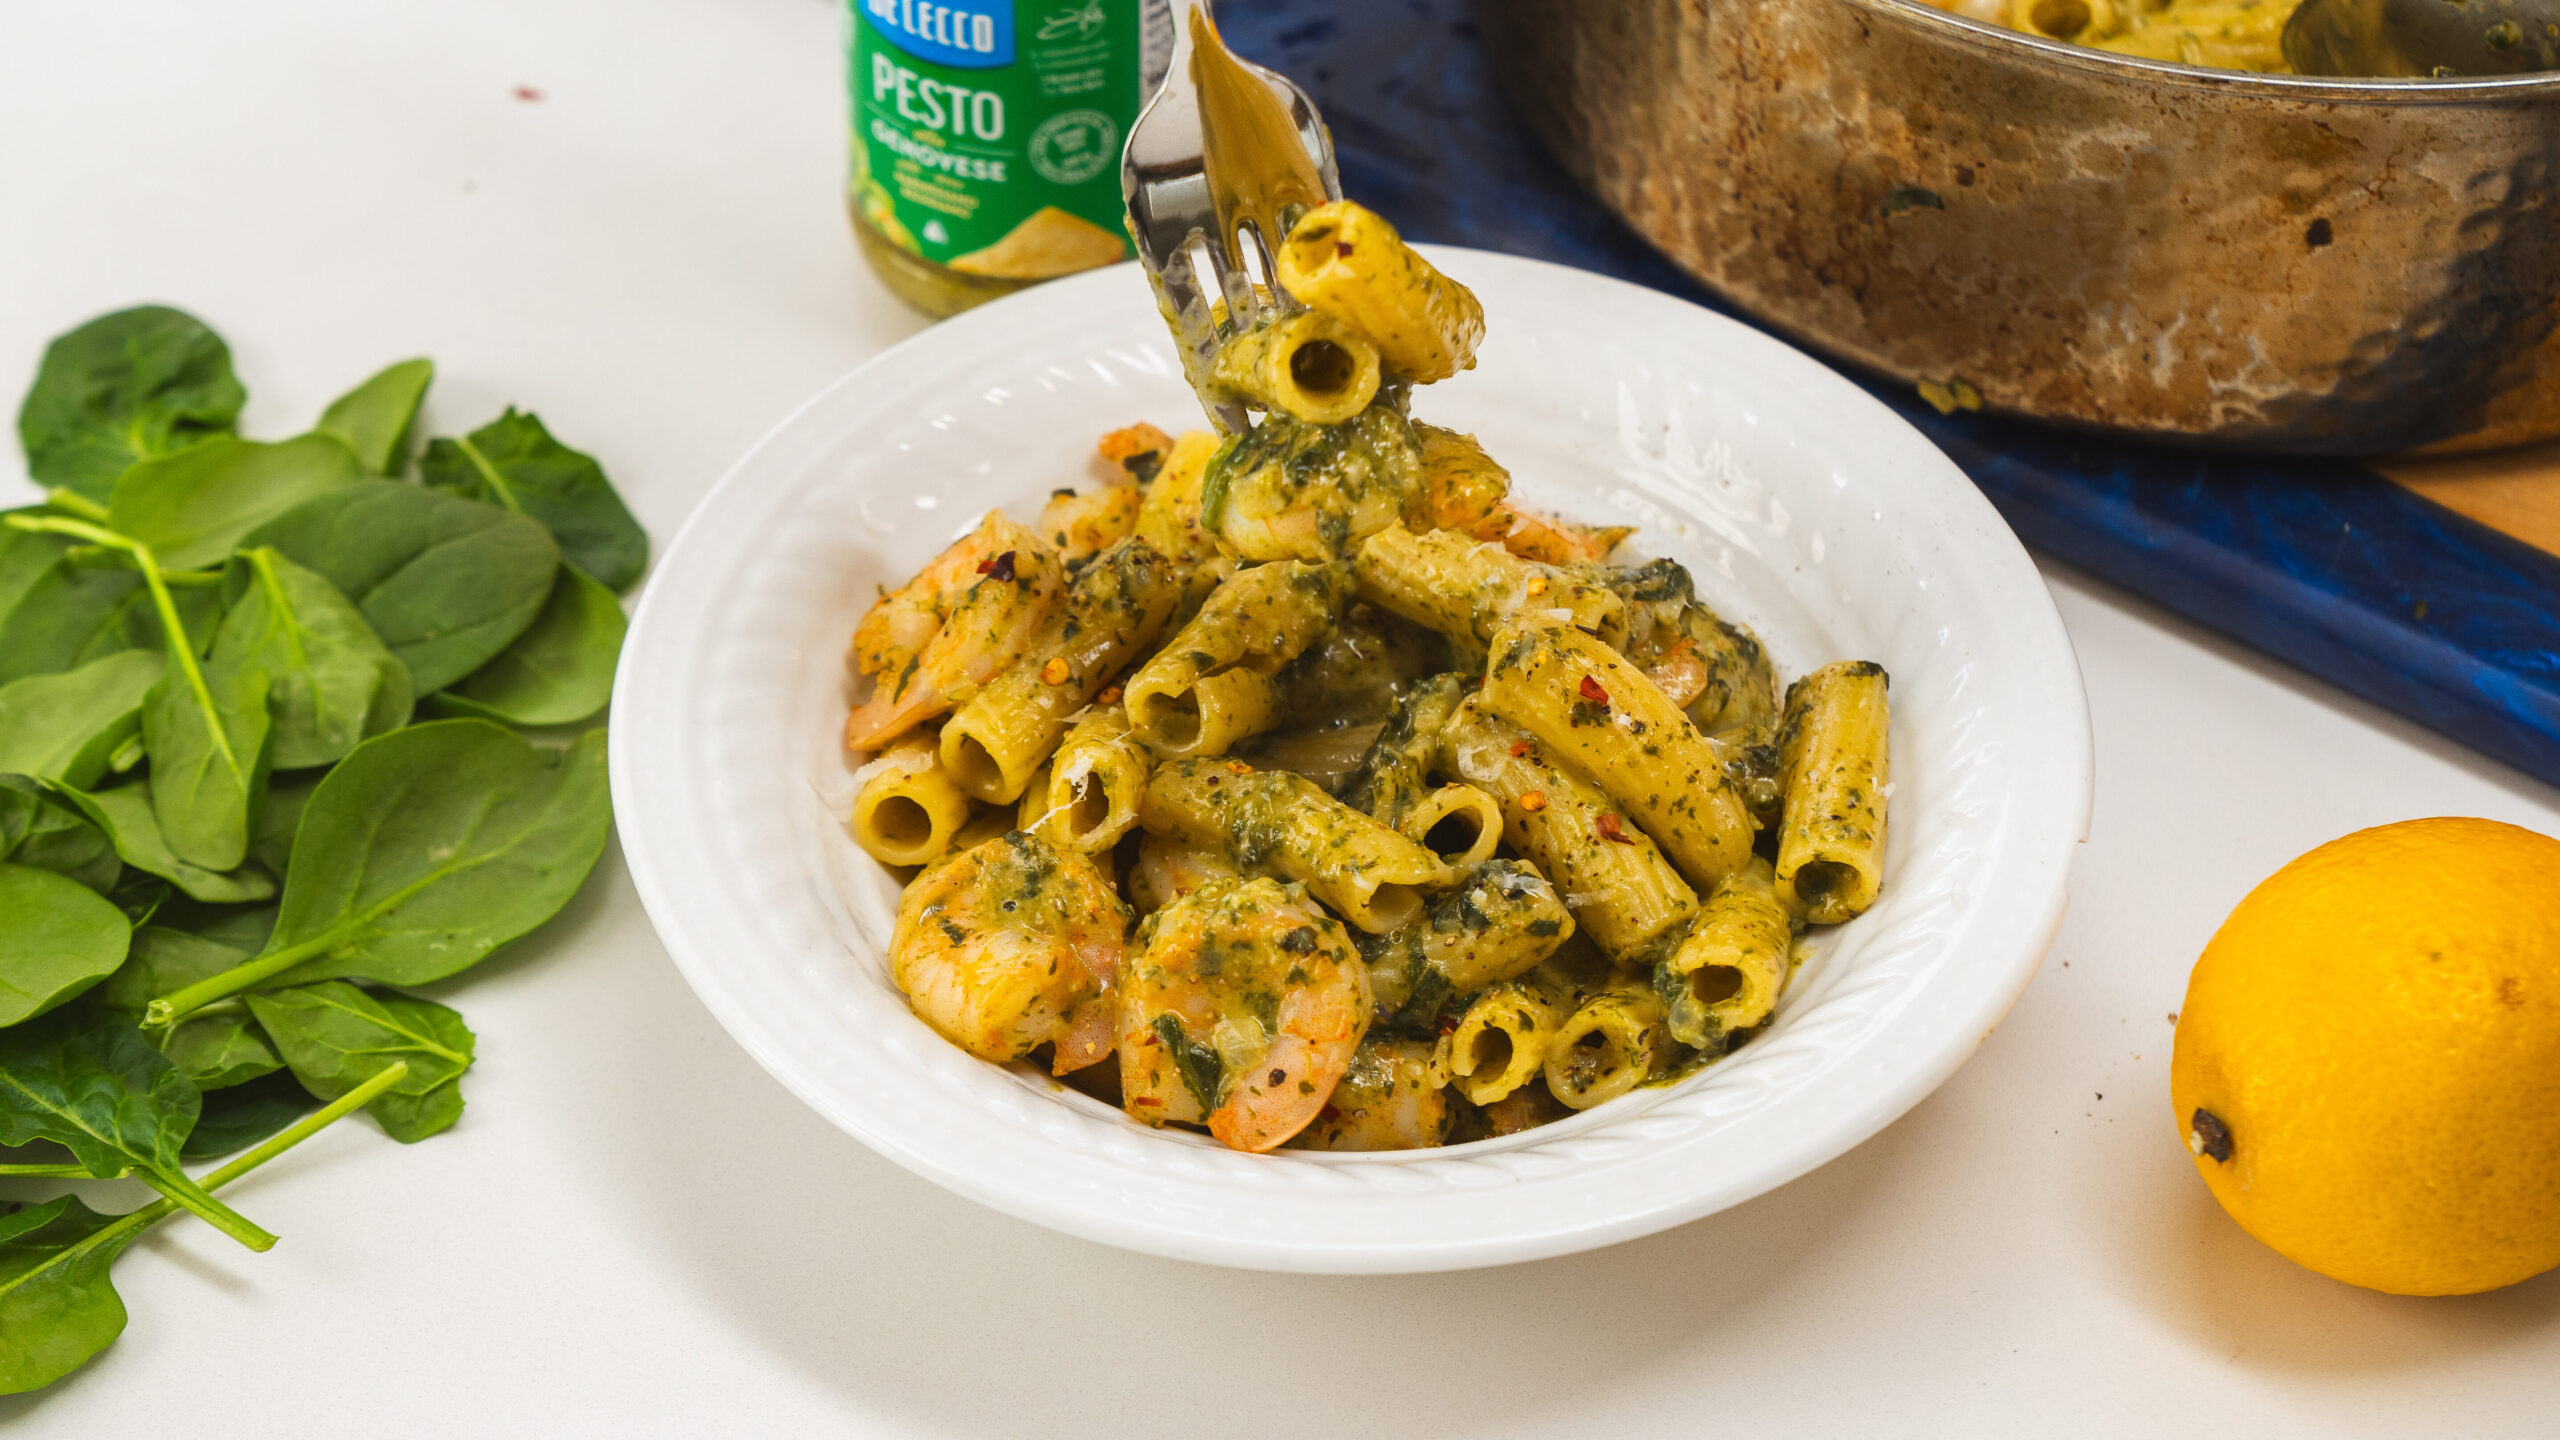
[{"left": 1122, "top": 1, "right": 1340, "bottom": 433}]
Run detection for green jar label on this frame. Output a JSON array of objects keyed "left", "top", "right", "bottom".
[{"left": 849, "top": 0, "right": 1165, "bottom": 280}]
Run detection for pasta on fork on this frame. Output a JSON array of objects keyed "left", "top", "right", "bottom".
[{"left": 840, "top": 200, "right": 1891, "bottom": 1152}]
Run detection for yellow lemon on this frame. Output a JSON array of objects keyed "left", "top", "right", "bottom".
[{"left": 2171, "top": 816, "right": 2560, "bottom": 1295}]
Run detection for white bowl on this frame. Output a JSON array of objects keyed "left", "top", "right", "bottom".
[{"left": 611, "top": 248, "right": 2093, "bottom": 1273}]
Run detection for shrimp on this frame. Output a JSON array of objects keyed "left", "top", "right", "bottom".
[
  {"left": 1212, "top": 405, "right": 1423, "bottom": 563},
  {"left": 844, "top": 511, "right": 1065, "bottom": 751},
  {"left": 1291, "top": 1036, "right": 1450, "bottom": 1150},
  {"left": 1033, "top": 484, "right": 1143, "bottom": 565},
  {"left": 1126, "top": 831, "right": 1242, "bottom": 915},
  {"left": 1118, "top": 876, "right": 1371, "bottom": 1152},
  {"left": 888, "top": 830, "right": 1130, "bottom": 1075},
  {"left": 1469, "top": 502, "right": 1633, "bottom": 565}
]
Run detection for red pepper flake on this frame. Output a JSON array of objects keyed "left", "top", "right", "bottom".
[
  {"left": 1267, "top": 1068, "right": 1286, "bottom": 1086},
  {"left": 975, "top": 550, "right": 1018, "bottom": 582},
  {"left": 1226, "top": 760, "right": 1253, "bottom": 775},
  {"left": 1097, "top": 684, "right": 1123, "bottom": 706},
  {"left": 1596, "top": 813, "right": 1635, "bottom": 844},
  {"left": 1518, "top": 791, "right": 1548, "bottom": 814},
  {"left": 1579, "top": 675, "right": 1611, "bottom": 708},
  {"left": 1039, "top": 657, "right": 1071, "bottom": 685},
  {"left": 1132, "top": 1096, "right": 1162, "bottom": 1107},
  {"left": 1335, "top": 242, "right": 1356, "bottom": 258},
  {"left": 513, "top": 85, "right": 544, "bottom": 102},
  {"left": 1508, "top": 739, "right": 1532, "bottom": 758}
]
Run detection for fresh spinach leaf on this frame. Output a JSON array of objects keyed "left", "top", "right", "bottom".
[
  {"left": 0, "top": 865, "right": 130, "bottom": 1026},
  {"left": 249, "top": 769, "right": 319, "bottom": 878},
  {"left": 179, "top": 1069, "right": 316, "bottom": 1160},
  {"left": 107, "top": 433, "right": 363, "bottom": 571},
  {"left": 143, "top": 655, "right": 269, "bottom": 874},
  {"left": 0, "top": 550, "right": 222, "bottom": 690},
  {"left": 422, "top": 409, "right": 646, "bottom": 592},
  {"left": 0, "top": 1194, "right": 146, "bottom": 1396},
  {"left": 0, "top": 1008, "right": 272, "bottom": 1251},
  {"left": 435, "top": 563, "right": 625, "bottom": 726},
  {"left": 148, "top": 723, "right": 608, "bottom": 1024},
  {"left": 248, "top": 982, "right": 473, "bottom": 1142},
  {"left": 0, "top": 1061, "right": 407, "bottom": 1393},
  {"left": 211, "top": 547, "right": 411, "bottom": 768},
  {"left": 147, "top": 900, "right": 277, "bottom": 957},
  {"left": 15, "top": 306, "right": 245, "bottom": 503},
  {"left": 0, "top": 777, "right": 119, "bottom": 894},
  {"left": 160, "top": 1003, "right": 281, "bottom": 1091},
  {"left": 93, "top": 923, "right": 251, "bottom": 1013},
  {"left": 0, "top": 553, "right": 143, "bottom": 687},
  {"left": 50, "top": 782, "right": 275, "bottom": 904},
  {"left": 242, "top": 480, "right": 558, "bottom": 692},
  {"left": 315, "top": 359, "right": 432, "bottom": 475},
  {"left": 0, "top": 511, "right": 73, "bottom": 620},
  {"left": 0, "top": 650, "right": 163, "bottom": 788}
]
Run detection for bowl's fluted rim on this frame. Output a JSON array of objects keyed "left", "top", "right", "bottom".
[{"left": 1855, "top": 0, "right": 2560, "bottom": 101}]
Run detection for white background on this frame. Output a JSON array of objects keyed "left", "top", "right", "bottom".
[{"left": 6, "top": 1, "right": 2559, "bottom": 1433}]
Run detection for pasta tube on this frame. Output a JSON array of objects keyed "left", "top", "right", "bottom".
[
  {"left": 1289, "top": 1036, "right": 1449, "bottom": 1151},
  {"left": 1352, "top": 523, "right": 1625, "bottom": 664},
  {"left": 848, "top": 735, "right": 973, "bottom": 868},
  {"left": 1397, "top": 784, "right": 1503, "bottom": 866},
  {"left": 1139, "top": 757, "right": 1455, "bottom": 933},
  {"left": 1046, "top": 705, "right": 1152, "bottom": 854},
  {"left": 1481, "top": 618, "right": 1756, "bottom": 889},
  {"left": 1444, "top": 695, "right": 1699, "bottom": 964},
  {"left": 1409, "top": 422, "right": 1509, "bottom": 535},
  {"left": 1206, "top": 403, "right": 1423, "bottom": 563},
  {"left": 1774, "top": 660, "right": 1890, "bottom": 924},
  {"left": 1544, "top": 983, "right": 1670, "bottom": 1111},
  {"left": 1210, "top": 310, "right": 1382, "bottom": 426},
  {"left": 1343, "top": 671, "right": 1470, "bottom": 830},
  {"left": 1657, "top": 857, "right": 1795, "bottom": 1051},
  {"left": 1362, "top": 859, "right": 1575, "bottom": 1019},
  {"left": 1133, "top": 429, "right": 1236, "bottom": 610},
  {"left": 1123, "top": 559, "right": 1349, "bottom": 757},
  {"left": 1276, "top": 201, "right": 1484, "bottom": 382},
  {"left": 1443, "top": 976, "right": 1566, "bottom": 1106},
  {"left": 939, "top": 537, "right": 1180, "bottom": 803}
]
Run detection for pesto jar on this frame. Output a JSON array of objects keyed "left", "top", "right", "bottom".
[{"left": 848, "top": 0, "right": 1174, "bottom": 317}]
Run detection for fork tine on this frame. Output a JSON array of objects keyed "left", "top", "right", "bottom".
[{"left": 1206, "top": 223, "right": 1261, "bottom": 333}]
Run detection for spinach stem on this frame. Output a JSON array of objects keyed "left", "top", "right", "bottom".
[
  {"left": 42, "top": 1063, "right": 409, "bottom": 1264},
  {"left": 452, "top": 435, "right": 523, "bottom": 512},
  {"left": 137, "top": 1163, "right": 277, "bottom": 1253},
  {"left": 2, "top": 515, "right": 241, "bottom": 780},
  {"left": 41, "top": 487, "right": 112, "bottom": 522},
  {"left": 145, "top": 931, "right": 337, "bottom": 1027},
  {"left": 0, "top": 1163, "right": 102, "bottom": 1178}
]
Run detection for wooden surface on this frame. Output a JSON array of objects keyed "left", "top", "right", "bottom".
[{"left": 2381, "top": 442, "right": 2560, "bottom": 557}]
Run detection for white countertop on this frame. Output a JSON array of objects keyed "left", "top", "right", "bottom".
[{"left": 7, "top": 2, "right": 2559, "bottom": 1434}]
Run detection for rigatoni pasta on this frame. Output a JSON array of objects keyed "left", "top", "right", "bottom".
[
  {"left": 1480, "top": 617, "right": 1757, "bottom": 890},
  {"left": 1122, "top": 558, "right": 1348, "bottom": 757},
  {"left": 1775, "top": 660, "right": 1890, "bottom": 924},
  {"left": 838, "top": 197, "right": 1891, "bottom": 1154},
  {"left": 849, "top": 735, "right": 973, "bottom": 868},
  {"left": 939, "top": 537, "right": 1179, "bottom": 803}
]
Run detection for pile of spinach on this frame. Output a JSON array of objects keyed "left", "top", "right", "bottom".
[{"left": 0, "top": 306, "right": 638, "bottom": 1393}]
